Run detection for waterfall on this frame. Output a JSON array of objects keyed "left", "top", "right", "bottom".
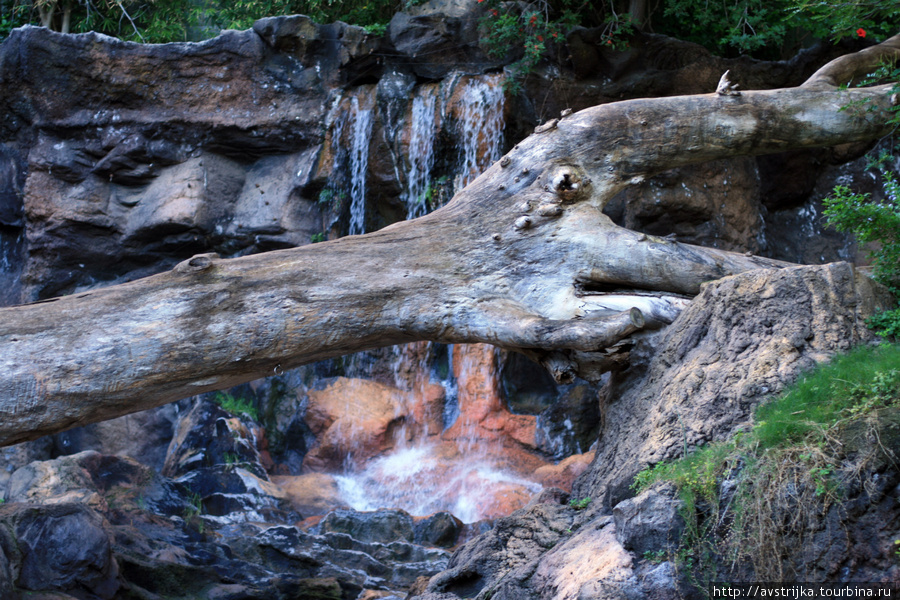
[
  {"left": 326, "top": 90, "right": 375, "bottom": 236},
  {"left": 452, "top": 74, "right": 506, "bottom": 190},
  {"left": 404, "top": 86, "right": 439, "bottom": 219},
  {"left": 348, "top": 95, "right": 374, "bottom": 236}
]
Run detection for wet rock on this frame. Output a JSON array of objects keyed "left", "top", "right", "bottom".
[
  {"left": 443, "top": 344, "right": 538, "bottom": 450},
  {"left": 163, "top": 398, "right": 266, "bottom": 479},
  {"left": 414, "top": 512, "right": 463, "bottom": 548},
  {"left": 303, "top": 376, "right": 444, "bottom": 471},
  {"left": 533, "top": 450, "right": 595, "bottom": 492},
  {"left": 534, "top": 384, "right": 601, "bottom": 458},
  {"left": 0, "top": 502, "right": 119, "bottom": 598},
  {"left": 317, "top": 508, "right": 414, "bottom": 544},
  {"left": 612, "top": 482, "right": 684, "bottom": 556}
]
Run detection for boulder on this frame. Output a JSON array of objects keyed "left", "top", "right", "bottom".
[
  {"left": 612, "top": 482, "right": 684, "bottom": 556},
  {"left": 414, "top": 512, "right": 464, "bottom": 548},
  {"left": 273, "top": 472, "right": 347, "bottom": 517},
  {"left": 302, "top": 377, "right": 444, "bottom": 471},
  {"left": 0, "top": 502, "right": 119, "bottom": 598},
  {"left": 317, "top": 508, "right": 415, "bottom": 544}
]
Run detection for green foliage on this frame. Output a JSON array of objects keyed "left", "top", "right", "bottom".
[
  {"left": 4, "top": 0, "right": 899, "bottom": 62},
  {"left": 643, "top": 549, "right": 667, "bottom": 564},
  {"left": 478, "top": 0, "right": 583, "bottom": 89},
  {"left": 659, "top": 0, "right": 793, "bottom": 57},
  {"left": 788, "top": 0, "right": 900, "bottom": 43},
  {"left": 568, "top": 496, "right": 591, "bottom": 510},
  {"left": 753, "top": 343, "right": 900, "bottom": 448},
  {"left": 310, "top": 232, "right": 326, "bottom": 243},
  {"left": 213, "top": 391, "right": 259, "bottom": 421},
  {"left": 823, "top": 148, "right": 900, "bottom": 339}
]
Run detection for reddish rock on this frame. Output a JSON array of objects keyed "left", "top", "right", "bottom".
[
  {"left": 303, "top": 377, "right": 445, "bottom": 471},
  {"left": 533, "top": 450, "right": 596, "bottom": 492},
  {"left": 443, "top": 344, "right": 538, "bottom": 450},
  {"left": 272, "top": 472, "right": 347, "bottom": 517}
]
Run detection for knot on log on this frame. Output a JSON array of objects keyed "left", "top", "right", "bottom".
[
  {"left": 548, "top": 163, "right": 591, "bottom": 203},
  {"left": 536, "top": 203, "right": 562, "bottom": 217},
  {"left": 175, "top": 253, "right": 219, "bottom": 274}
]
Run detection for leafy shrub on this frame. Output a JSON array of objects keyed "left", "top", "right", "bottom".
[{"left": 823, "top": 149, "right": 900, "bottom": 339}]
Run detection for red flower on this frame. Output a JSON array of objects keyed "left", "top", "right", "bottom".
[
  {"left": 606, "top": 39, "right": 612, "bottom": 44},
  {"left": 490, "top": 9, "right": 498, "bottom": 16},
  {"left": 529, "top": 15, "right": 537, "bottom": 25},
  {"left": 552, "top": 32, "right": 558, "bottom": 38},
  {"left": 857, "top": 28, "right": 866, "bottom": 38},
  {"left": 536, "top": 35, "right": 543, "bottom": 42}
]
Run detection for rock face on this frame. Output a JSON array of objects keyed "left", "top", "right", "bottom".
[{"left": 1, "top": 451, "right": 453, "bottom": 598}]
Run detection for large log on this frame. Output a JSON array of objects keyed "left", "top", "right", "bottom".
[{"left": 1, "top": 35, "right": 898, "bottom": 446}]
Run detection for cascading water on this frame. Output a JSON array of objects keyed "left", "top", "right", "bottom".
[
  {"left": 324, "top": 75, "right": 553, "bottom": 523},
  {"left": 452, "top": 74, "right": 506, "bottom": 190},
  {"left": 326, "top": 90, "right": 375, "bottom": 236},
  {"left": 404, "top": 86, "right": 439, "bottom": 219},
  {"left": 348, "top": 95, "right": 374, "bottom": 236}
]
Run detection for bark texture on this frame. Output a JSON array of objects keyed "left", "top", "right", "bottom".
[{"left": 1, "top": 38, "right": 898, "bottom": 446}]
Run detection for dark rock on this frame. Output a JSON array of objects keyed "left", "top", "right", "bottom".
[
  {"left": 318, "top": 508, "right": 415, "bottom": 544},
  {"left": 387, "top": 7, "right": 497, "bottom": 80},
  {"left": 1, "top": 502, "right": 119, "bottom": 598},
  {"left": 47, "top": 400, "right": 188, "bottom": 471},
  {"left": 163, "top": 398, "right": 266, "bottom": 480},
  {"left": 0, "top": 143, "right": 24, "bottom": 226},
  {"left": 414, "top": 512, "right": 463, "bottom": 548},
  {"left": 610, "top": 156, "right": 765, "bottom": 253},
  {"left": 612, "top": 482, "right": 684, "bottom": 555},
  {"left": 419, "top": 499, "right": 575, "bottom": 597},
  {"left": 0, "top": 535, "right": 13, "bottom": 600},
  {"left": 253, "top": 14, "right": 320, "bottom": 54},
  {"left": 535, "top": 383, "right": 601, "bottom": 458}
]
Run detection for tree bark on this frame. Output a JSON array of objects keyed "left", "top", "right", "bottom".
[{"left": 1, "top": 38, "right": 898, "bottom": 446}]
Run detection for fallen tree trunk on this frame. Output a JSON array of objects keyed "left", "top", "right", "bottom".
[{"left": 1, "top": 35, "right": 898, "bottom": 446}]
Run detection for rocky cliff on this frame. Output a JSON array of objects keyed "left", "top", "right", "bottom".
[{"left": 0, "top": 3, "right": 897, "bottom": 599}]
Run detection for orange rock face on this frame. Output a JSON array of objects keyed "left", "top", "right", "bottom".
[
  {"left": 302, "top": 377, "right": 444, "bottom": 471},
  {"left": 442, "top": 344, "right": 538, "bottom": 450},
  {"left": 278, "top": 343, "right": 587, "bottom": 522}
]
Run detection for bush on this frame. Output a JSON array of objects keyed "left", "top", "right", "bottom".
[{"left": 823, "top": 149, "right": 900, "bottom": 339}]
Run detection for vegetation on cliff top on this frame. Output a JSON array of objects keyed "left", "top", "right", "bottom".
[
  {"left": 633, "top": 342, "right": 900, "bottom": 589},
  {"left": 1, "top": 0, "right": 899, "bottom": 59}
]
